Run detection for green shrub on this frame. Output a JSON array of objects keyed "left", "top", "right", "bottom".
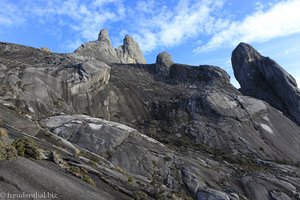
[
  {"left": 89, "top": 160, "right": 98, "bottom": 168},
  {"left": 69, "top": 166, "right": 96, "bottom": 187},
  {"left": 128, "top": 175, "right": 134, "bottom": 183},
  {"left": 114, "top": 166, "right": 124, "bottom": 173},
  {"left": 0, "top": 141, "right": 18, "bottom": 161},
  {"left": 5, "top": 145, "right": 18, "bottom": 160},
  {"left": 134, "top": 191, "right": 148, "bottom": 200},
  {"left": 82, "top": 174, "right": 96, "bottom": 187},
  {"left": 12, "top": 138, "right": 41, "bottom": 159},
  {"left": 69, "top": 166, "right": 81, "bottom": 175}
]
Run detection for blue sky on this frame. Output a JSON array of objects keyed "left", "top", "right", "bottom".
[{"left": 1, "top": 0, "right": 300, "bottom": 87}]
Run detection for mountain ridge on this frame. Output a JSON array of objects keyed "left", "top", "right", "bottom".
[
  {"left": 73, "top": 28, "right": 146, "bottom": 64},
  {"left": 0, "top": 29, "right": 300, "bottom": 200}
]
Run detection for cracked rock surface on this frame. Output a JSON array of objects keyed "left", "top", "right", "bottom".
[{"left": 1, "top": 31, "right": 300, "bottom": 200}]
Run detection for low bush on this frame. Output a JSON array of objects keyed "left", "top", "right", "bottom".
[
  {"left": 0, "top": 141, "right": 18, "bottom": 161},
  {"left": 128, "top": 175, "right": 134, "bottom": 183},
  {"left": 134, "top": 191, "right": 148, "bottom": 200},
  {"left": 69, "top": 166, "right": 96, "bottom": 187},
  {"left": 12, "top": 138, "right": 41, "bottom": 159}
]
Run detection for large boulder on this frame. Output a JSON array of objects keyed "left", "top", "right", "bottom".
[
  {"left": 232, "top": 42, "right": 300, "bottom": 125},
  {"left": 40, "top": 114, "right": 175, "bottom": 181},
  {"left": 155, "top": 51, "right": 174, "bottom": 76}
]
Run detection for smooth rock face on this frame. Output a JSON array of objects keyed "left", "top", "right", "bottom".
[
  {"left": 2, "top": 34, "right": 300, "bottom": 200},
  {"left": 0, "top": 158, "right": 127, "bottom": 200},
  {"left": 74, "top": 29, "right": 146, "bottom": 64},
  {"left": 41, "top": 114, "right": 174, "bottom": 180},
  {"left": 241, "top": 175, "right": 300, "bottom": 200},
  {"left": 0, "top": 44, "right": 111, "bottom": 117},
  {"left": 197, "top": 189, "right": 230, "bottom": 200},
  {"left": 232, "top": 42, "right": 300, "bottom": 125}
]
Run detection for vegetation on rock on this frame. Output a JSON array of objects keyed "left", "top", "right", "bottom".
[
  {"left": 0, "top": 128, "right": 8, "bottom": 138},
  {"left": 69, "top": 166, "right": 96, "bottom": 187},
  {"left": 12, "top": 138, "right": 41, "bottom": 159},
  {"left": 0, "top": 141, "right": 18, "bottom": 160}
]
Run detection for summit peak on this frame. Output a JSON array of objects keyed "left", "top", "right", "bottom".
[
  {"left": 97, "top": 29, "right": 111, "bottom": 44},
  {"left": 74, "top": 28, "right": 146, "bottom": 64}
]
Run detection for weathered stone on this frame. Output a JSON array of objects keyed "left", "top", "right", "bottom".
[
  {"left": 181, "top": 167, "right": 202, "bottom": 195},
  {"left": 1, "top": 34, "right": 300, "bottom": 200},
  {"left": 50, "top": 150, "right": 69, "bottom": 170},
  {"left": 116, "top": 35, "right": 146, "bottom": 64},
  {"left": 269, "top": 190, "right": 291, "bottom": 200},
  {"left": 74, "top": 29, "right": 146, "bottom": 64},
  {"left": 41, "top": 114, "right": 174, "bottom": 182},
  {"left": 155, "top": 51, "right": 173, "bottom": 76},
  {"left": 197, "top": 189, "right": 230, "bottom": 200},
  {"left": 98, "top": 28, "right": 111, "bottom": 44},
  {"left": 232, "top": 42, "right": 300, "bottom": 125},
  {"left": 0, "top": 157, "right": 129, "bottom": 200}
]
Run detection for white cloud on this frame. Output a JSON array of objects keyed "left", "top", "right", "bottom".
[
  {"left": 63, "top": 38, "right": 84, "bottom": 52},
  {"left": 136, "top": 0, "right": 155, "bottom": 14},
  {"left": 27, "top": 0, "right": 125, "bottom": 42},
  {"left": 254, "top": 1, "right": 265, "bottom": 11},
  {"left": 0, "top": 0, "right": 126, "bottom": 50},
  {"left": 0, "top": 0, "right": 26, "bottom": 26},
  {"left": 283, "top": 47, "right": 297, "bottom": 55},
  {"left": 127, "top": 0, "right": 227, "bottom": 52},
  {"left": 195, "top": 0, "right": 300, "bottom": 52},
  {"left": 2, "top": 0, "right": 300, "bottom": 56},
  {"left": 92, "top": 0, "right": 118, "bottom": 7},
  {"left": 0, "top": 0, "right": 227, "bottom": 52},
  {"left": 132, "top": 29, "right": 158, "bottom": 53}
]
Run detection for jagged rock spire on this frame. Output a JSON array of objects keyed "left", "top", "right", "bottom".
[
  {"left": 123, "top": 35, "right": 133, "bottom": 45},
  {"left": 119, "top": 35, "right": 146, "bottom": 64},
  {"left": 97, "top": 29, "right": 111, "bottom": 45},
  {"left": 74, "top": 29, "right": 146, "bottom": 64}
]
